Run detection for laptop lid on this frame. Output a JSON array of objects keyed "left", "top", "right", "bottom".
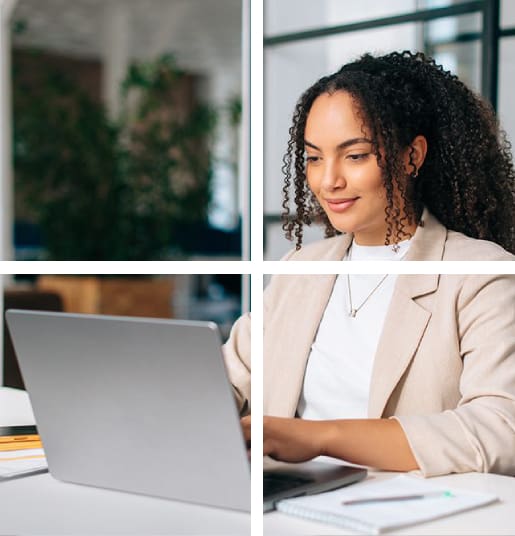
[
  {"left": 264, "top": 459, "right": 367, "bottom": 512},
  {"left": 6, "top": 309, "right": 250, "bottom": 512}
]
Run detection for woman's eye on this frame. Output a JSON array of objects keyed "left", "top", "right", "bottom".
[
  {"left": 347, "top": 153, "right": 368, "bottom": 161},
  {"left": 305, "top": 155, "right": 320, "bottom": 163}
]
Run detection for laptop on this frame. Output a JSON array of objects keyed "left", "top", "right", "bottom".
[
  {"left": 264, "top": 458, "right": 367, "bottom": 512},
  {"left": 6, "top": 309, "right": 250, "bottom": 512}
]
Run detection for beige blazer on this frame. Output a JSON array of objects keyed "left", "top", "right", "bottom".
[{"left": 223, "top": 213, "right": 515, "bottom": 477}]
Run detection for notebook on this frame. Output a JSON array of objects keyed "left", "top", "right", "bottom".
[
  {"left": 6, "top": 310, "right": 250, "bottom": 511},
  {"left": 276, "top": 474, "right": 498, "bottom": 534}
]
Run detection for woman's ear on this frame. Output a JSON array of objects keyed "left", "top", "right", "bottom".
[{"left": 404, "top": 135, "right": 427, "bottom": 176}]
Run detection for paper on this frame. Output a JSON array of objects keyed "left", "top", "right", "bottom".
[
  {"left": 276, "top": 475, "right": 498, "bottom": 534},
  {"left": 0, "top": 448, "right": 48, "bottom": 478}
]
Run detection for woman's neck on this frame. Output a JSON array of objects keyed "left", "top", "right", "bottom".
[{"left": 353, "top": 221, "right": 417, "bottom": 246}]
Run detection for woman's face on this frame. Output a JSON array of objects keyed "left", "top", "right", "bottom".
[{"left": 304, "top": 91, "right": 392, "bottom": 245}]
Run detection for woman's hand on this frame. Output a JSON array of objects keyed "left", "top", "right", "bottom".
[
  {"left": 246, "top": 414, "right": 419, "bottom": 470},
  {"left": 263, "top": 416, "right": 326, "bottom": 463},
  {"left": 241, "top": 414, "right": 251, "bottom": 446},
  {"left": 241, "top": 415, "right": 325, "bottom": 462},
  {"left": 241, "top": 415, "right": 251, "bottom": 457},
  {"left": 262, "top": 416, "right": 419, "bottom": 471}
]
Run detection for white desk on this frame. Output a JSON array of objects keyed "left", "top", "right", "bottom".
[
  {"left": 0, "top": 387, "right": 250, "bottom": 535},
  {"left": 3, "top": 388, "right": 515, "bottom": 535},
  {"left": 265, "top": 467, "right": 515, "bottom": 535}
]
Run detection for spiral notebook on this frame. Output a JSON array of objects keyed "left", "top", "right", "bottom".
[{"left": 276, "top": 475, "right": 498, "bottom": 534}]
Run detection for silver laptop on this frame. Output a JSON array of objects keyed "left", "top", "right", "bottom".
[
  {"left": 264, "top": 459, "right": 367, "bottom": 512},
  {"left": 6, "top": 309, "right": 250, "bottom": 512}
]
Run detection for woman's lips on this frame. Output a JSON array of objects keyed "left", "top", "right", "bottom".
[{"left": 324, "top": 197, "right": 359, "bottom": 213}]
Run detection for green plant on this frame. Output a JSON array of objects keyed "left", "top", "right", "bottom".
[
  {"left": 119, "top": 54, "right": 217, "bottom": 258},
  {"left": 13, "top": 52, "right": 217, "bottom": 260}
]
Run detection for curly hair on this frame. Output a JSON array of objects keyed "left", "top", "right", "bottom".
[{"left": 281, "top": 51, "right": 515, "bottom": 253}]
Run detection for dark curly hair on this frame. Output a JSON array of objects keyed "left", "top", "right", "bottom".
[{"left": 282, "top": 50, "right": 515, "bottom": 253}]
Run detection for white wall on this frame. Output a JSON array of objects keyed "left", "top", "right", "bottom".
[
  {"left": 500, "top": 1, "right": 515, "bottom": 149},
  {"left": 0, "top": 0, "right": 18, "bottom": 383},
  {"left": 1, "top": 0, "right": 17, "bottom": 263}
]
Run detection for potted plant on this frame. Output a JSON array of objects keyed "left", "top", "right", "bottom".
[{"left": 13, "top": 52, "right": 217, "bottom": 260}]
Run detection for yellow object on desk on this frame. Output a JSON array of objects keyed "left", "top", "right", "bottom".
[{"left": 0, "top": 435, "right": 42, "bottom": 452}]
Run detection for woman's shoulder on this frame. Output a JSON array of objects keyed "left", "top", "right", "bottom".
[
  {"left": 411, "top": 210, "right": 514, "bottom": 261},
  {"left": 281, "top": 234, "right": 350, "bottom": 261},
  {"left": 443, "top": 230, "right": 514, "bottom": 261}
]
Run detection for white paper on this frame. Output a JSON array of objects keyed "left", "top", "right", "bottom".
[{"left": 0, "top": 448, "right": 48, "bottom": 478}]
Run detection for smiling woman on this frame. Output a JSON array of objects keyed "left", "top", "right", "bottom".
[
  {"left": 281, "top": 51, "right": 515, "bottom": 258},
  {"left": 221, "top": 51, "right": 515, "bottom": 483},
  {"left": 303, "top": 91, "right": 426, "bottom": 246}
]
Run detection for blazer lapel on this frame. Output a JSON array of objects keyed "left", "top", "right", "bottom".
[
  {"left": 265, "top": 274, "right": 337, "bottom": 417},
  {"left": 328, "top": 233, "right": 352, "bottom": 260},
  {"left": 405, "top": 209, "right": 447, "bottom": 261},
  {"left": 280, "top": 235, "right": 351, "bottom": 414},
  {"left": 368, "top": 210, "right": 445, "bottom": 416},
  {"left": 368, "top": 274, "right": 439, "bottom": 418}
]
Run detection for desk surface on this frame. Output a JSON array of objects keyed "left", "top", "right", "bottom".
[
  {"left": 0, "top": 387, "right": 249, "bottom": 535},
  {"left": 3, "top": 388, "right": 515, "bottom": 535}
]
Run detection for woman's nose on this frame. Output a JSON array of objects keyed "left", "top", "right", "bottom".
[{"left": 321, "top": 160, "right": 346, "bottom": 190}]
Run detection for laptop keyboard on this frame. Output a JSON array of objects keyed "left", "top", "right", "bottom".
[{"left": 263, "top": 472, "right": 313, "bottom": 496}]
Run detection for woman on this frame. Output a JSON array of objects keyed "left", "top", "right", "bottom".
[
  {"left": 280, "top": 50, "right": 515, "bottom": 258},
  {"left": 224, "top": 52, "right": 515, "bottom": 478},
  {"left": 228, "top": 271, "right": 515, "bottom": 476}
]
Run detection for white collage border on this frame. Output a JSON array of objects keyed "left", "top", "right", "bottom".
[{"left": 2, "top": 2, "right": 515, "bottom": 535}]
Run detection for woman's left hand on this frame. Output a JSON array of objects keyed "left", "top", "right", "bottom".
[{"left": 263, "top": 416, "right": 327, "bottom": 463}]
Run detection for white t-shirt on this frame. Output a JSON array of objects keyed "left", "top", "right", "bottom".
[{"left": 297, "top": 240, "right": 410, "bottom": 420}]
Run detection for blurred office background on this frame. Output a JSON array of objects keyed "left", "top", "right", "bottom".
[
  {"left": 1, "top": 273, "right": 244, "bottom": 388},
  {"left": 0, "top": 0, "right": 249, "bottom": 260},
  {"left": 264, "top": 0, "right": 515, "bottom": 259}
]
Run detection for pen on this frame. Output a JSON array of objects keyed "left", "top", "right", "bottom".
[{"left": 342, "top": 491, "right": 454, "bottom": 505}]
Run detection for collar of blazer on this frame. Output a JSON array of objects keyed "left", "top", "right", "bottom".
[
  {"left": 271, "top": 210, "right": 443, "bottom": 418},
  {"left": 287, "top": 208, "right": 448, "bottom": 262}
]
